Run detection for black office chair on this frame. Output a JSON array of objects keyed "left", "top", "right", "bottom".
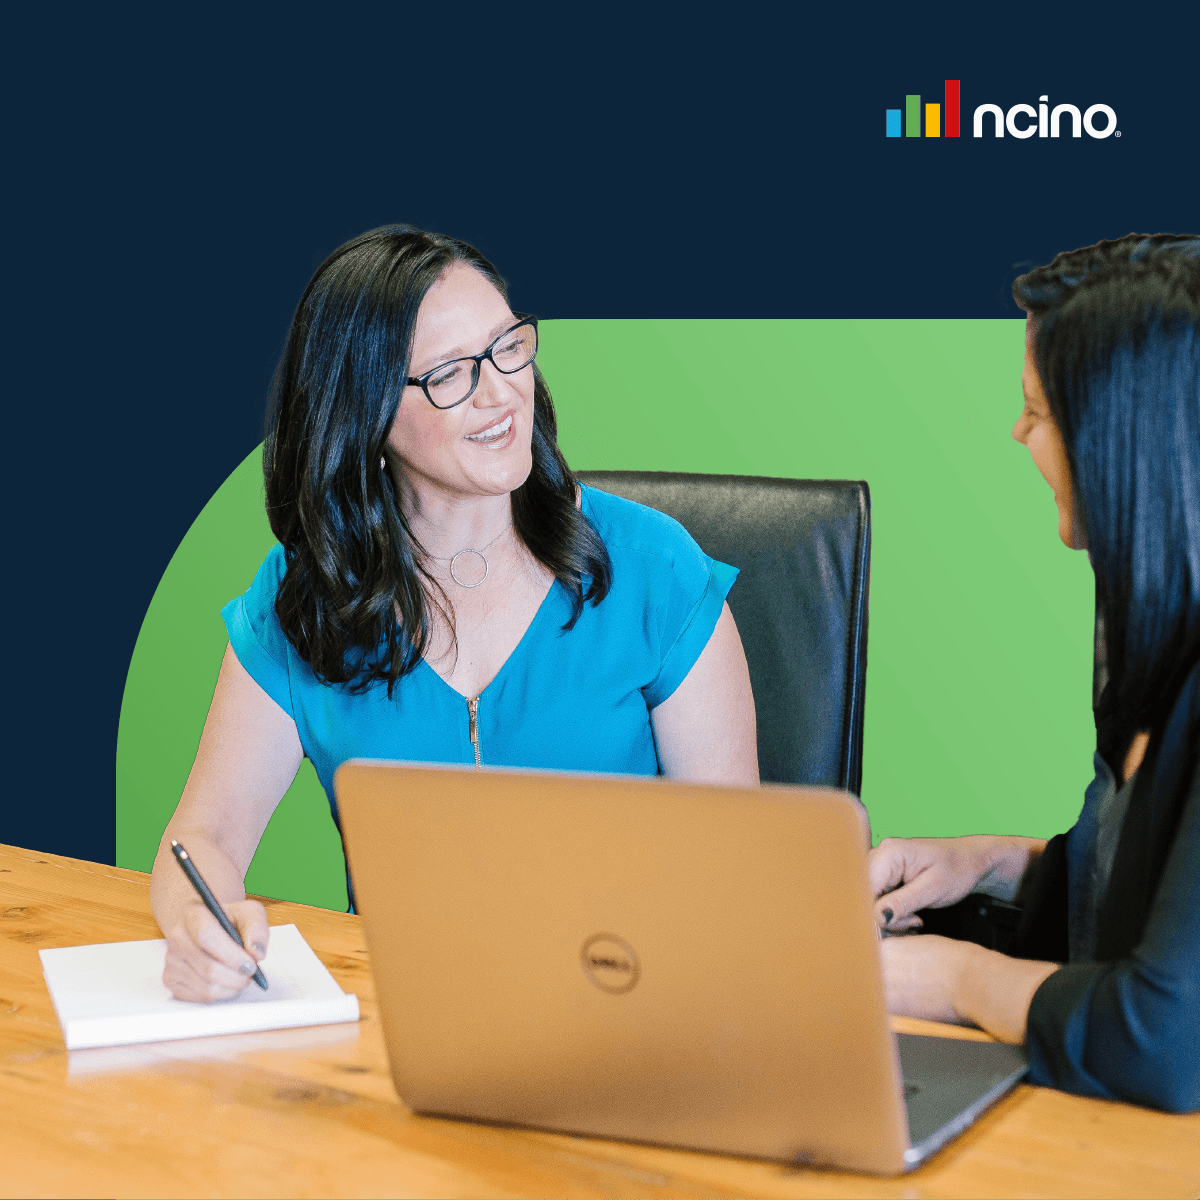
[{"left": 578, "top": 471, "right": 871, "bottom": 794}]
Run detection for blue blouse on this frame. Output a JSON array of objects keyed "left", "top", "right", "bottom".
[{"left": 221, "top": 485, "right": 738, "bottom": 822}]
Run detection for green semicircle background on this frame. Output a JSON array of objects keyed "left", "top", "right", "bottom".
[{"left": 116, "top": 319, "right": 1097, "bottom": 909}]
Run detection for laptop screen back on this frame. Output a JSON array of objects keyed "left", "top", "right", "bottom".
[{"left": 337, "top": 763, "right": 911, "bottom": 1173}]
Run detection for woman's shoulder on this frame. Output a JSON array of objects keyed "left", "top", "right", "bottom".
[
  {"left": 220, "top": 544, "right": 292, "bottom": 672},
  {"left": 258, "top": 539, "right": 288, "bottom": 575},
  {"left": 580, "top": 483, "right": 708, "bottom": 569},
  {"left": 577, "top": 483, "right": 738, "bottom": 708},
  {"left": 242, "top": 542, "right": 289, "bottom": 613}
]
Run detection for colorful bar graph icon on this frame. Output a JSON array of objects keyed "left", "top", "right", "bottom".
[
  {"left": 905, "top": 95, "right": 921, "bottom": 137},
  {"left": 884, "top": 80, "right": 961, "bottom": 139}
]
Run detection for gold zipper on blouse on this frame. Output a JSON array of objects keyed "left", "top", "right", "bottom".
[{"left": 467, "top": 696, "right": 482, "bottom": 769}]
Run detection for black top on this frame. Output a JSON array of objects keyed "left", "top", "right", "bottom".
[{"left": 1018, "top": 658, "right": 1200, "bottom": 1113}]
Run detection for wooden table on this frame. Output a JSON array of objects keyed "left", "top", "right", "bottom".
[{"left": 3, "top": 844, "right": 1198, "bottom": 1199}]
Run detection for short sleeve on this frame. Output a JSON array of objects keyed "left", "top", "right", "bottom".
[
  {"left": 614, "top": 504, "right": 737, "bottom": 709},
  {"left": 220, "top": 543, "right": 295, "bottom": 719},
  {"left": 642, "top": 558, "right": 738, "bottom": 709}
]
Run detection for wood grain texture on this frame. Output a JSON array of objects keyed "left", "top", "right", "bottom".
[{"left": 2, "top": 843, "right": 1198, "bottom": 1199}]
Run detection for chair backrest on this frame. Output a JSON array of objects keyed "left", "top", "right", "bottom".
[{"left": 578, "top": 472, "right": 871, "bottom": 794}]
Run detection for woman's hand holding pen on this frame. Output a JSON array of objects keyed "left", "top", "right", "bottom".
[
  {"left": 150, "top": 828, "right": 272, "bottom": 1003},
  {"left": 162, "top": 897, "right": 270, "bottom": 1003}
]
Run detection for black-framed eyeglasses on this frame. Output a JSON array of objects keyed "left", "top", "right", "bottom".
[{"left": 406, "top": 315, "right": 539, "bottom": 410}]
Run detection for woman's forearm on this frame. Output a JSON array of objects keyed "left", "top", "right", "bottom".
[
  {"left": 149, "top": 826, "right": 249, "bottom": 938},
  {"left": 975, "top": 836, "right": 1048, "bottom": 904},
  {"left": 953, "top": 942, "right": 1060, "bottom": 1043},
  {"left": 149, "top": 644, "right": 304, "bottom": 940}
]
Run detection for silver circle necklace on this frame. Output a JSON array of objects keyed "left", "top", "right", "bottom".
[{"left": 430, "top": 525, "right": 512, "bottom": 588}]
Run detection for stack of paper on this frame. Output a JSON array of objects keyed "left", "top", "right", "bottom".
[{"left": 40, "top": 923, "right": 360, "bottom": 1049}]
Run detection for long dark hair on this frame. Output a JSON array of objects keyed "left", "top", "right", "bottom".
[
  {"left": 264, "top": 225, "right": 612, "bottom": 693},
  {"left": 1012, "top": 233, "right": 1200, "bottom": 766}
]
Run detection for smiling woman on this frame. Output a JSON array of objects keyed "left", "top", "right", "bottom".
[
  {"left": 147, "top": 225, "right": 758, "bottom": 1003},
  {"left": 1012, "top": 327, "right": 1082, "bottom": 550},
  {"left": 868, "top": 233, "right": 1200, "bottom": 1113}
]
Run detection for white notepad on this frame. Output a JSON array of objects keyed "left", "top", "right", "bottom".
[{"left": 39, "top": 923, "right": 360, "bottom": 1049}]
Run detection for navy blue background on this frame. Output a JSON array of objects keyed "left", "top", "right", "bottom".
[{"left": 6, "top": 4, "right": 1197, "bottom": 863}]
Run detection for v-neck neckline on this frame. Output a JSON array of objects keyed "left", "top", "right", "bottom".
[{"left": 415, "top": 576, "right": 563, "bottom": 703}]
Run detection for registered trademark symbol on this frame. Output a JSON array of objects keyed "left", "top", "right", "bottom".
[{"left": 1115, "top": 131, "right": 1122, "bottom": 137}]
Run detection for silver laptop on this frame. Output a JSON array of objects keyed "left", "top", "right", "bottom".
[{"left": 336, "top": 763, "right": 1027, "bottom": 1175}]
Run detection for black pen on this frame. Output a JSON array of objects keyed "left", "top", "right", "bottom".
[{"left": 170, "top": 839, "right": 268, "bottom": 990}]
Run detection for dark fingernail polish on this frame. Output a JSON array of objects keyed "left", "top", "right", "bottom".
[
  {"left": 882, "top": 907, "right": 894, "bottom": 925},
  {"left": 251, "top": 942, "right": 265, "bottom": 955},
  {"left": 239, "top": 961, "right": 255, "bottom": 975}
]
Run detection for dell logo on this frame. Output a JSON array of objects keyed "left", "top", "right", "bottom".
[{"left": 580, "top": 933, "right": 640, "bottom": 994}]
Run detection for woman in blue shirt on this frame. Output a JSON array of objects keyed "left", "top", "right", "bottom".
[
  {"left": 870, "top": 234, "right": 1200, "bottom": 1112},
  {"left": 149, "top": 225, "right": 759, "bottom": 1001}
]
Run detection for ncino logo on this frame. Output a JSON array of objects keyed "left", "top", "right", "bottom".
[
  {"left": 886, "top": 81, "right": 1119, "bottom": 139},
  {"left": 974, "top": 96, "right": 1119, "bottom": 139}
]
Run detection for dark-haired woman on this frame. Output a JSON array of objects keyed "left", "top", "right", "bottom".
[
  {"left": 149, "top": 226, "right": 758, "bottom": 1002},
  {"left": 871, "top": 234, "right": 1200, "bottom": 1112}
]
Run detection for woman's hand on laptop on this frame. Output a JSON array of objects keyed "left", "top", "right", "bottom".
[
  {"left": 162, "top": 899, "right": 270, "bottom": 1003},
  {"left": 879, "top": 934, "right": 1060, "bottom": 1042},
  {"left": 867, "top": 835, "right": 1046, "bottom": 932}
]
